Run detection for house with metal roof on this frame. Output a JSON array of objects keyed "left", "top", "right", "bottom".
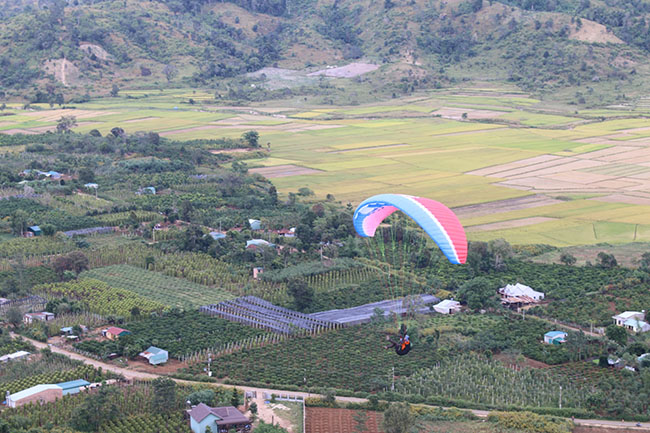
[
  {"left": 248, "top": 219, "right": 261, "bottom": 230},
  {"left": 623, "top": 318, "right": 650, "bottom": 333},
  {"left": 103, "top": 327, "right": 131, "bottom": 340},
  {"left": 544, "top": 331, "right": 567, "bottom": 345},
  {"left": 23, "top": 311, "right": 54, "bottom": 324},
  {"left": 28, "top": 226, "right": 42, "bottom": 236},
  {"left": 139, "top": 346, "right": 168, "bottom": 365},
  {"left": 432, "top": 299, "right": 461, "bottom": 315},
  {"left": 56, "top": 379, "right": 91, "bottom": 396},
  {"left": 0, "top": 350, "right": 30, "bottom": 363},
  {"left": 6, "top": 384, "right": 62, "bottom": 408},
  {"left": 245, "top": 239, "right": 274, "bottom": 249},
  {"left": 188, "top": 403, "right": 251, "bottom": 433},
  {"left": 612, "top": 311, "right": 649, "bottom": 333}
]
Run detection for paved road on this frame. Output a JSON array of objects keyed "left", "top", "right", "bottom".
[{"left": 9, "top": 333, "right": 650, "bottom": 430}]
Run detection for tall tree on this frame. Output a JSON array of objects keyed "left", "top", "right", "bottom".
[
  {"left": 383, "top": 402, "right": 415, "bottom": 433},
  {"left": 152, "top": 377, "right": 176, "bottom": 413},
  {"left": 10, "top": 210, "right": 28, "bottom": 236},
  {"left": 56, "top": 115, "right": 77, "bottom": 133}
]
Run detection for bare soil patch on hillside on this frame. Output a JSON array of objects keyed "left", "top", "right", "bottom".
[
  {"left": 250, "top": 164, "right": 321, "bottom": 178},
  {"left": 308, "top": 63, "right": 379, "bottom": 78},
  {"left": 569, "top": 19, "right": 624, "bottom": 44}
]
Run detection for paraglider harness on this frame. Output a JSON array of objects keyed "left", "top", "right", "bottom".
[{"left": 385, "top": 324, "right": 412, "bottom": 356}]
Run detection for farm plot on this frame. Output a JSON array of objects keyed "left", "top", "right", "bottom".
[
  {"left": 81, "top": 265, "right": 234, "bottom": 308},
  {"left": 125, "top": 310, "right": 270, "bottom": 358},
  {"left": 306, "top": 408, "right": 384, "bottom": 433},
  {"left": 35, "top": 278, "right": 167, "bottom": 316},
  {"left": 201, "top": 296, "right": 335, "bottom": 334}
]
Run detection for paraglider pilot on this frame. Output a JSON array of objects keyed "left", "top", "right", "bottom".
[{"left": 384, "top": 324, "right": 411, "bottom": 356}]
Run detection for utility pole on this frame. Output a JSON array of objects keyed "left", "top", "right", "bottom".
[
  {"left": 559, "top": 385, "right": 562, "bottom": 409},
  {"left": 391, "top": 366, "right": 395, "bottom": 392}
]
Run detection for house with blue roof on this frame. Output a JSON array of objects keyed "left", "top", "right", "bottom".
[
  {"left": 543, "top": 331, "right": 567, "bottom": 345},
  {"left": 28, "top": 226, "right": 42, "bottom": 236},
  {"left": 56, "top": 379, "right": 90, "bottom": 395},
  {"left": 139, "top": 346, "right": 168, "bottom": 365}
]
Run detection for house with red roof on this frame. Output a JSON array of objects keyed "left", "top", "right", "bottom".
[
  {"left": 102, "top": 327, "right": 131, "bottom": 341},
  {"left": 188, "top": 403, "right": 251, "bottom": 433}
]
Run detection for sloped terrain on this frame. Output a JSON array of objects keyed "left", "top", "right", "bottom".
[{"left": 0, "top": 0, "right": 649, "bottom": 104}]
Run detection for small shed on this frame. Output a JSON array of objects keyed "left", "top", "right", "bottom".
[
  {"left": 139, "top": 346, "right": 168, "bottom": 365},
  {"left": 0, "top": 350, "right": 30, "bottom": 363},
  {"left": 23, "top": 311, "right": 55, "bottom": 324},
  {"left": 544, "top": 331, "right": 567, "bottom": 345},
  {"left": 248, "top": 219, "right": 261, "bottom": 230},
  {"left": 209, "top": 231, "right": 227, "bottom": 240},
  {"left": 56, "top": 379, "right": 91, "bottom": 396},
  {"left": 28, "top": 226, "right": 42, "bottom": 236},
  {"left": 6, "top": 384, "right": 63, "bottom": 408},
  {"left": 246, "top": 239, "right": 274, "bottom": 249},
  {"left": 104, "top": 327, "right": 131, "bottom": 340},
  {"left": 432, "top": 299, "right": 461, "bottom": 315}
]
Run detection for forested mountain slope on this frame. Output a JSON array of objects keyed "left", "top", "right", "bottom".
[{"left": 1, "top": 0, "right": 649, "bottom": 103}]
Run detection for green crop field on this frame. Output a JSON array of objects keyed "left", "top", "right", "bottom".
[
  {"left": 80, "top": 265, "right": 234, "bottom": 308},
  {"left": 3, "top": 87, "right": 650, "bottom": 246}
]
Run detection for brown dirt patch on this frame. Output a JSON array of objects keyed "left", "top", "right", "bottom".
[
  {"left": 79, "top": 43, "right": 111, "bottom": 61},
  {"left": 306, "top": 407, "right": 384, "bottom": 433},
  {"left": 493, "top": 353, "right": 550, "bottom": 369},
  {"left": 0, "top": 129, "right": 39, "bottom": 135},
  {"left": 452, "top": 194, "right": 562, "bottom": 219},
  {"left": 468, "top": 216, "right": 557, "bottom": 232},
  {"left": 250, "top": 165, "right": 322, "bottom": 178},
  {"left": 126, "top": 357, "right": 186, "bottom": 375},
  {"left": 569, "top": 19, "right": 624, "bottom": 44}
]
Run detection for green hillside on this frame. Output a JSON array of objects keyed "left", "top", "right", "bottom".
[{"left": 0, "top": 0, "right": 649, "bottom": 105}]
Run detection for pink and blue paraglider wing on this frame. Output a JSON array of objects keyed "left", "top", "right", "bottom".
[{"left": 353, "top": 193, "right": 467, "bottom": 264}]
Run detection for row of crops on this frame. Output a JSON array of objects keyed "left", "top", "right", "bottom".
[
  {"left": 80, "top": 265, "right": 234, "bottom": 308},
  {"left": 0, "top": 236, "right": 75, "bottom": 258},
  {"left": 0, "top": 335, "right": 34, "bottom": 357},
  {"left": 0, "top": 352, "right": 81, "bottom": 385},
  {"left": 35, "top": 278, "right": 167, "bottom": 317},
  {"left": 100, "top": 414, "right": 191, "bottom": 433},
  {"left": 395, "top": 353, "right": 585, "bottom": 408},
  {"left": 94, "top": 210, "right": 163, "bottom": 226}
]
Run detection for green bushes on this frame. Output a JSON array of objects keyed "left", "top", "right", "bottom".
[{"left": 488, "top": 411, "right": 573, "bottom": 433}]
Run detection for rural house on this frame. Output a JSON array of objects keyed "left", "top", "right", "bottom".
[
  {"left": 612, "top": 311, "right": 650, "bottom": 333},
  {"left": 103, "top": 326, "right": 131, "bottom": 340},
  {"left": 6, "top": 384, "right": 63, "bottom": 408},
  {"left": 27, "top": 226, "right": 42, "bottom": 236},
  {"left": 543, "top": 331, "right": 567, "bottom": 345},
  {"left": 0, "top": 350, "right": 30, "bottom": 363},
  {"left": 432, "top": 299, "right": 461, "bottom": 315},
  {"left": 246, "top": 239, "right": 274, "bottom": 249},
  {"left": 139, "top": 346, "right": 168, "bottom": 365},
  {"left": 499, "top": 283, "right": 544, "bottom": 310},
  {"left": 23, "top": 311, "right": 54, "bottom": 324},
  {"left": 188, "top": 403, "right": 251, "bottom": 433}
]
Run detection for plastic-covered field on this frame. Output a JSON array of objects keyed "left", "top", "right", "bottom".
[
  {"left": 200, "top": 296, "right": 335, "bottom": 334},
  {"left": 308, "top": 294, "right": 439, "bottom": 325}
]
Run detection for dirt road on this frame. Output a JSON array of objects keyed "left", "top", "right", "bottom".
[{"left": 9, "top": 333, "right": 648, "bottom": 430}]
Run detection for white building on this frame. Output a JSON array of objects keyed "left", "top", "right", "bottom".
[
  {"left": 433, "top": 299, "right": 461, "bottom": 315},
  {"left": 612, "top": 311, "right": 649, "bottom": 333},
  {"left": 499, "top": 283, "right": 544, "bottom": 300},
  {"left": 6, "top": 384, "right": 62, "bottom": 408},
  {"left": 0, "top": 350, "right": 30, "bottom": 363}
]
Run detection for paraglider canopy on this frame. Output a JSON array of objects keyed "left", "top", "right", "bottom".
[{"left": 353, "top": 193, "right": 467, "bottom": 264}]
